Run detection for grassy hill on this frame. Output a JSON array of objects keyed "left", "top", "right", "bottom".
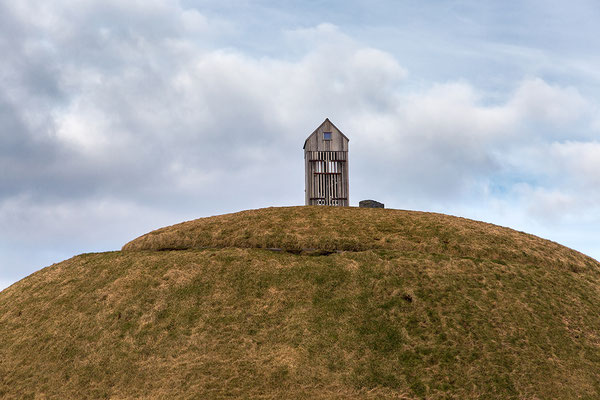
[{"left": 1, "top": 206, "right": 600, "bottom": 399}]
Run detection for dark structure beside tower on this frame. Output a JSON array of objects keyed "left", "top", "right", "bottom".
[
  {"left": 359, "top": 200, "right": 384, "bottom": 208},
  {"left": 304, "top": 119, "right": 349, "bottom": 206}
]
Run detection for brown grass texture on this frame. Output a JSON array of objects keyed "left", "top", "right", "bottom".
[{"left": 1, "top": 206, "right": 600, "bottom": 399}]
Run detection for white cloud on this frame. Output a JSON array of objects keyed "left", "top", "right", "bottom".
[
  {"left": 509, "top": 78, "right": 589, "bottom": 126},
  {"left": 9, "top": 9, "right": 594, "bottom": 212},
  {"left": 54, "top": 102, "right": 112, "bottom": 153},
  {"left": 346, "top": 78, "right": 592, "bottom": 200},
  {"left": 548, "top": 141, "right": 600, "bottom": 186},
  {"left": 513, "top": 184, "right": 577, "bottom": 221}
]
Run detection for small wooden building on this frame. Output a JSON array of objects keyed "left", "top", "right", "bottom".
[{"left": 304, "top": 118, "right": 349, "bottom": 206}]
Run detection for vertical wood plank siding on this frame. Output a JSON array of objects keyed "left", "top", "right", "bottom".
[{"left": 304, "top": 119, "right": 349, "bottom": 206}]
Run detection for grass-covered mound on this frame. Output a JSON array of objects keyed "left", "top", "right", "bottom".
[{"left": 1, "top": 206, "right": 600, "bottom": 399}]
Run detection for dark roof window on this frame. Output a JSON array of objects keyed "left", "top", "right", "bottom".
[{"left": 323, "top": 132, "right": 332, "bottom": 140}]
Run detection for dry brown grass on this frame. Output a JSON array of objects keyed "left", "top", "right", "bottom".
[
  {"left": 1, "top": 206, "right": 600, "bottom": 399},
  {"left": 123, "top": 206, "right": 596, "bottom": 272}
]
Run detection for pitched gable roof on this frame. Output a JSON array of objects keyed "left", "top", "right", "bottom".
[{"left": 303, "top": 118, "right": 350, "bottom": 149}]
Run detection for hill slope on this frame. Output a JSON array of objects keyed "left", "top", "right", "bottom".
[{"left": 2, "top": 206, "right": 600, "bottom": 399}]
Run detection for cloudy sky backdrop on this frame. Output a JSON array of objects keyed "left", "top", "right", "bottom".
[{"left": 2, "top": 0, "right": 600, "bottom": 290}]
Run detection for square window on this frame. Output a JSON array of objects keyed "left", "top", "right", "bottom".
[{"left": 323, "top": 132, "right": 332, "bottom": 140}]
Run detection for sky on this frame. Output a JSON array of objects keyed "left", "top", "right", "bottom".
[{"left": 1, "top": 0, "right": 600, "bottom": 290}]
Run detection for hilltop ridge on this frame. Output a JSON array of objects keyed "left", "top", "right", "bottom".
[{"left": 123, "top": 206, "right": 595, "bottom": 271}]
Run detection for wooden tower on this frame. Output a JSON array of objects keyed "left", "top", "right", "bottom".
[{"left": 304, "top": 118, "right": 349, "bottom": 206}]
